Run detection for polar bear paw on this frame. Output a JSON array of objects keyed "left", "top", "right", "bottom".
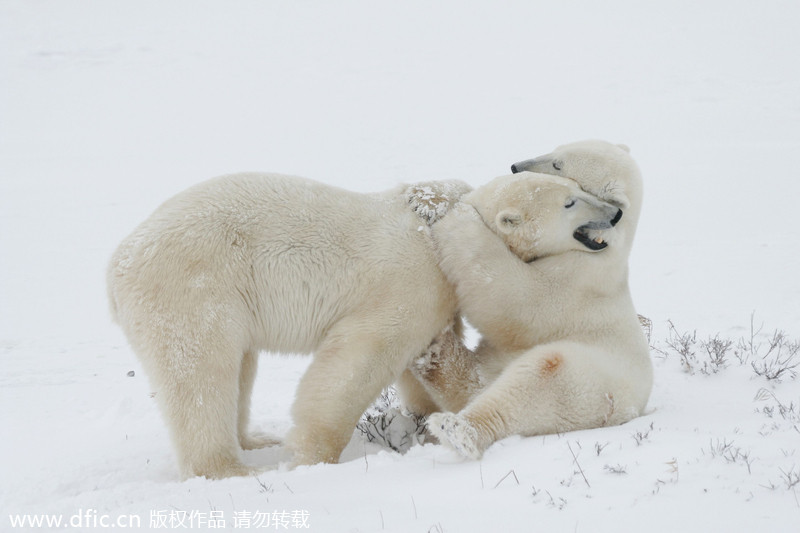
[
  {"left": 406, "top": 180, "right": 473, "bottom": 224},
  {"left": 427, "top": 412, "right": 482, "bottom": 460}
]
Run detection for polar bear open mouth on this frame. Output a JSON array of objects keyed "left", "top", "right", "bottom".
[{"left": 574, "top": 226, "right": 609, "bottom": 251}]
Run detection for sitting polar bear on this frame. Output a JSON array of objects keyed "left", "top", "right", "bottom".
[
  {"left": 412, "top": 140, "right": 653, "bottom": 459},
  {"left": 107, "top": 170, "right": 614, "bottom": 478}
]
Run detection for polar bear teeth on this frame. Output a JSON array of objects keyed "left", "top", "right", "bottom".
[{"left": 573, "top": 227, "right": 609, "bottom": 251}]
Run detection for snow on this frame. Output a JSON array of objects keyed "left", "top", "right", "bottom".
[{"left": 2, "top": 1, "right": 799, "bottom": 531}]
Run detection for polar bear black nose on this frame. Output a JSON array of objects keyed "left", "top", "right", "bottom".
[
  {"left": 610, "top": 209, "right": 623, "bottom": 226},
  {"left": 511, "top": 158, "right": 538, "bottom": 174}
]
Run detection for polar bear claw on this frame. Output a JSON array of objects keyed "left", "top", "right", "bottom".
[{"left": 405, "top": 180, "right": 473, "bottom": 224}]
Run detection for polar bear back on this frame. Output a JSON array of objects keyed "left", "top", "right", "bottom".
[{"left": 108, "top": 173, "right": 453, "bottom": 356}]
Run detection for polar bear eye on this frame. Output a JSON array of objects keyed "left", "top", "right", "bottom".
[
  {"left": 564, "top": 199, "right": 576, "bottom": 209},
  {"left": 553, "top": 160, "right": 563, "bottom": 171}
]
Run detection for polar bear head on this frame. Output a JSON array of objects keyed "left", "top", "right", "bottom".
[
  {"left": 461, "top": 173, "right": 623, "bottom": 263},
  {"left": 510, "top": 140, "right": 643, "bottom": 253},
  {"left": 510, "top": 140, "right": 641, "bottom": 213}
]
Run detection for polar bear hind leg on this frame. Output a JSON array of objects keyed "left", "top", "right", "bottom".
[
  {"left": 141, "top": 330, "right": 254, "bottom": 479},
  {"left": 428, "top": 341, "right": 635, "bottom": 458}
]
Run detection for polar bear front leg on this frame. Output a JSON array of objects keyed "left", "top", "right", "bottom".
[
  {"left": 287, "top": 318, "right": 414, "bottom": 466},
  {"left": 405, "top": 180, "right": 473, "bottom": 224},
  {"left": 432, "top": 205, "right": 543, "bottom": 345}
]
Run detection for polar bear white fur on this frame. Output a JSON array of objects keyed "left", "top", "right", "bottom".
[
  {"left": 107, "top": 173, "right": 473, "bottom": 478},
  {"left": 413, "top": 140, "right": 653, "bottom": 459}
]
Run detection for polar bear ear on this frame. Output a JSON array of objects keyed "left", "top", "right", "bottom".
[
  {"left": 496, "top": 209, "right": 522, "bottom": 234},
  {"left": 617, "top": 143, "right": 631, "bottom": 153}
]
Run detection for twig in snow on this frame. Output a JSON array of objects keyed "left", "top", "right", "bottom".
[
  {"left": 604, "top": 464, "right": 627, "bottom": 475},
  {"left": 493, "top": 469, "right": 520, "bottom": 489},
  {"left": 567, "top": 442, "right": 590, "bottom": 488},
  {"left": 632, "top": 425, "right": 652, "bottom": 446},
  {"left": 780, "top": 466, "right": 800, "bottom": 490},
  {"left": 750, "top": 331, "right": 799, "bottom": 381},
  {"left": 545, "top": 490, "right": 567, "bottom": 510},
  {"left": 595, "top": 441, "right": 609, "bottom": 456},
  {"left": 255, "top": 477, "right": 273, "bottom": 497},
  {"left": 700, "top": 334, "right": 732, "bottom": 374},
  {"left": 665, "top": 458, "right": 679, "bottom": 481}
]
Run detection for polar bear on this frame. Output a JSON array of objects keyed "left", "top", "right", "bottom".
[
  {"left": 412, "top": 140, "right": 653, "bottom": 459},
  {"left": 107, "top": 174, "right": 468, "bottom": 478},
  {"left": 397, "top": 171, "right": 626, "bottom": 414}
]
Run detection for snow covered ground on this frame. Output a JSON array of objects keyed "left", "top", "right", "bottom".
[{"left": 2, "top": 1, "right": 799, "bottom": 531}]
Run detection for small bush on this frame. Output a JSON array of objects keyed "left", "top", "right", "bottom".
[
  {"left": 653, "top": 315, "right": 798, "bottom": 381},
  {"left": 357, "top": 388, "right": 427, "bottom": 453}
]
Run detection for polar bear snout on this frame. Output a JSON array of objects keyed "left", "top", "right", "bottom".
[
  {"left": 585, "top": 208, "right": 622, "bottom": 230},
  {"left": 573, "top": 205, "right": 622, "bottom": 251},
  {"left": 510, "top": 159, "right": 536, "bottom": 174},
  {"left": 578, "top": 197, "right": 622, "bottom": 229}
]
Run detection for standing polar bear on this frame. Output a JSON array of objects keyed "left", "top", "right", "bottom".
[
  {"left": 107, "top": 170, "right": 616, "bottom": 478},
  {"left": 412, "top": 140, "right": 653, "bottom": 459},
  {"left": 107, "top": 174, "right": 465, "bottom": 478}
]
